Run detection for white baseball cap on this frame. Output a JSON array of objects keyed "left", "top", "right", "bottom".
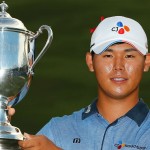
[{"left": 90, "top": 16, "right": 148, "bottom": 55}]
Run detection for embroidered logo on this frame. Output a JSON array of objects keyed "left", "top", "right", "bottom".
[
  {"left": 116, "top": 141, "right": 125, "bottom": 149},
  {"left": 85, "top": 104, "right": 91, "bottom": 113},
  {"left": 111, "top": 21, "right": 130, "bottom": 34},
  {"left": 114, "top": 141, "right": 146, "bottom": 150},
  {"left": 73, "top": 138, "right": 81, "bottom": 143}
]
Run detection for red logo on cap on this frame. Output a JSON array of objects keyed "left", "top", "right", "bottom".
[
  {"left": 90, "top": 16, "right": 105, "bottom": 33},
  {"left": 111, "top": 21, "right": 130, "bottom": 34}
]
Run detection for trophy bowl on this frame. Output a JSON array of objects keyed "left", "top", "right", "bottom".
[{"left": 0, "top": 1, "right": 53, "bottom": 149}]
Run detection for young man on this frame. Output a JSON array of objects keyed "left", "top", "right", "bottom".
[{"left": 15, "top": 16, "right": 150, "bottom": 149}]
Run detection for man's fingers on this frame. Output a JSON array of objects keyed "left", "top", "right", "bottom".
[
  {"left": 19, "top": 139, "right": 34, "bottom": 149},
  {"left": 18, "top": 134, "right": 62, "bottom": 150},
  {"left": 7, "top": 106, "right": 15, "bottom": 121},
  {"left": 24, "top": 133, "right": 35, "bottom": 140},
  {"left": 7, "top": 106, "right": 15, "bottom": 116},
  {"left": 19, "top": 133, "right": 38, "bottom": 148}
]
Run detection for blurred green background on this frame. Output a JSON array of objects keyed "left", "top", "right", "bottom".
[{"left": 5, "top": 0, "right": 150, "bottom": 134}]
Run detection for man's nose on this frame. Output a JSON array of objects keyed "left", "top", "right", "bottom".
[{"left": 113, "top": 58, "right": 125, "bottom": 71}]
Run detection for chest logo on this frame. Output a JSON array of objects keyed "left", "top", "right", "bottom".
[
  {"left": 116, "top": 141, "right": 125, "bottom": 149},
  {"left": 73, "top": 138, "right": 81, "bottom": 143},
  {"left": 114, "top": 140, "right": 146, "bottom": 150}
]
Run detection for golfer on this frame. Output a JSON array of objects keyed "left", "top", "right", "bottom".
[{"left": 9, "top": 16, "right": 150, "bottom": 150}]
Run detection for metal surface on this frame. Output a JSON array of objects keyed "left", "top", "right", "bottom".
[
  {"left": 0, "top": 1, "right": 27, "bottom": 30},
  {"left": 0, "top": 1, "right": 53, "bottom": 106},
  {"left": 0, "top": 139, "right": 20, "bottom": 150},
  {"left": 0, "top": 1, "right": 53, "bottom": 149},
  {"left": 28, "top": 25, "right": 53, "bottom": 74}
]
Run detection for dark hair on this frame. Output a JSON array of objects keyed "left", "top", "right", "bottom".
[{"left": 91, "top": 51, "right": 95, "bottom": 59}]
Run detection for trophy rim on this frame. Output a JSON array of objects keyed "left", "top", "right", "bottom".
[{"left": 0, "top": 27, "right": 34, "bottom": 35}]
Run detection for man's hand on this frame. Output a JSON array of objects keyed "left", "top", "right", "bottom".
[{"left": 18, "top": 133, "right": 62, "bottom": 150}]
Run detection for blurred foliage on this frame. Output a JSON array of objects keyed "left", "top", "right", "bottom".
[{"left": 4, "top": 0, "right": 150, "bottom": 134}]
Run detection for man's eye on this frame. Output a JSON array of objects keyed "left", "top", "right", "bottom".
[
  {"left": 125, "top": 55, "right": 135, "bottom": 58},
  {"left": 103, "top": 55, "right": 113, "bottom": 58}
]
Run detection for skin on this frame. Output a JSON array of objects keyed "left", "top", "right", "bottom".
[
  {"left": 18, "top": 133, "right": 61, "bottom": 150},
  {"left": 8, "top": 43, "right": 150, "bottom": 149}
]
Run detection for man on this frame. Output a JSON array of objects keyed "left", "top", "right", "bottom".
[{"left": 10, "top": 16, "right": 150, "bottom": 149}]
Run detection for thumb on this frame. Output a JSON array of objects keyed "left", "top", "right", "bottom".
[{"left": 24, "top": 132, "right": 35, "bottom": 140}]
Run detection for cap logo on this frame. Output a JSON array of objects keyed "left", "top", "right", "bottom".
[{"left": 111, "top": 21, "right": 130, "bottom": 34}]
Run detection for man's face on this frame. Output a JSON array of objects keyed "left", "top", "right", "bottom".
[{"left": 87, "top": 43, "right": 146, "bottom": 100}]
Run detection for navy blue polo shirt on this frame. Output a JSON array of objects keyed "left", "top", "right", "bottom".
[{"left": 37, "top": 99, "right": 150, "bottom": 150}]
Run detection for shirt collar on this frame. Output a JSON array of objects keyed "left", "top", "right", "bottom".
[
  {"left": 82, "top": 98, "right": 149, "bottom": 126},
  {"left": 126, "top": 99, "right": 149, "bottom": 126},
  {"left": 82, "top": 98, "right": 98, "bottom": 120}
]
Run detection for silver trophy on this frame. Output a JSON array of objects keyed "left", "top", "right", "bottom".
[{"left": 0, "top": 1, "right": 53, "bottom": 149}]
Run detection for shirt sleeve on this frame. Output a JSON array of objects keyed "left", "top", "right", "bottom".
[{"left": 36, "top": 118, "right": 56, "bottom": 144}]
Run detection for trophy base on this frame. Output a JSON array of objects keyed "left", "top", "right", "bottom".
[
  {"left": 0, "top": 97, "right": 23, "bottom": 149},
  {"left": 0, "top": 123, "right": 23, "bottom": 140},
  {"left": 0, "top": 139, "right": 20, "bottom": 150},
  {"left": 0, "top": 123, "right": 23, "bottom": 150}
]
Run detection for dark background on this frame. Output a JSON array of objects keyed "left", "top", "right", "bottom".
[{"left": 5, "top": 0, "right": 150, "bottom": 134}]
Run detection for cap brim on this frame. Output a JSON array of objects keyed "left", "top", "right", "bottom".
[{"left": 90, "top": 39, "right": 147, "bottom": 55}]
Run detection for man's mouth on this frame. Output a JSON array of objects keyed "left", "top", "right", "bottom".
[{"left": 110, "top": 77, "right": 127, "bottom": 82}]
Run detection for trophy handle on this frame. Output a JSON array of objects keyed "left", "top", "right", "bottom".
[{"left": 28, "top": 25, "right": 53, "bottom": 75}]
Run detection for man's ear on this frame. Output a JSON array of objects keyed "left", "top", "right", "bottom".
[
  {"left": 86, "top": 52, "right": 94, "bottom": 72},
  {"left": 144, "top": 53, "right": 150, "bottom": 72}
]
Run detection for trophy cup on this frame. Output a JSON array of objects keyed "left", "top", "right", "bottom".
[{"left": 0, "top": 1, "right": 53, "bottom": 149}]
